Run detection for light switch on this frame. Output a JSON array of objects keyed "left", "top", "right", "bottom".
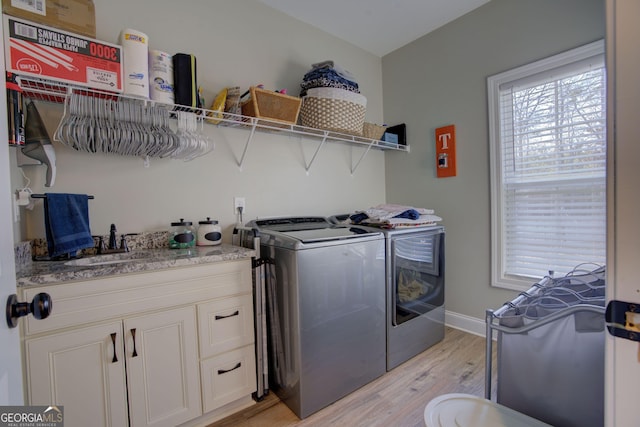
[{"left": 438, "top": 153, "right": 448, "bottom": 168}]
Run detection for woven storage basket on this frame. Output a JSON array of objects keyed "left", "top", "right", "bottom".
[
  {"left": 299, "top": 90, "right": 366, "bottom": 135},
  {"left": 241, "top": 86, "right": 301, "bottom": 126},
  {"left": 363, "top": 122, "right": 386, "bottom": 140}
]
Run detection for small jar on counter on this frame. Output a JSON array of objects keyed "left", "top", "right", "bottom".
[
  {"left": 197, "top": 217, "right": 222, "bottom": 246},
  {"left": 169, "top": 218, "right": 196, "bottom": 249}
]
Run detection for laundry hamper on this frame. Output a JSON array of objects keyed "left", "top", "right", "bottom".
[
  {"left": 485, "top": 265, "right": 606, "bottom": 427},
  {"left": 299, "top": 87, "right": 366, "bottom": 135}
]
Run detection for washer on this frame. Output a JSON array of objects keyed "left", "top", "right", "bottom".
[{"left": 246, "top": 216, "right": 386, "bottom": 419}]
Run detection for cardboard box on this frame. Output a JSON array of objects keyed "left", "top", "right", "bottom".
[
  {"left": 4, "top": 15, "right": 122, "bottom": 92},
  {"left": 2, "top": 0, "right": 95, "bottom": 38}
]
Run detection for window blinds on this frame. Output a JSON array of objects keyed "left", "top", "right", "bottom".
[{"left": 498, "top": 56, "right": 606, "bottom": 279}]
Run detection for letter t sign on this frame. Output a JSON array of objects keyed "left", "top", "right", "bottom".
[{"left": 435, "top": 124, "right": 456, "bottom": 178}]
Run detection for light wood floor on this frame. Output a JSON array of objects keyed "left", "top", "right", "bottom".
[{"left": 209, "top": 327, "right": 496, "bottom": 427}]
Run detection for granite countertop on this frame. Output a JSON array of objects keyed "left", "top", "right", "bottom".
[{"left": 16, "top": 244, "right": 255, "bottom": 287}]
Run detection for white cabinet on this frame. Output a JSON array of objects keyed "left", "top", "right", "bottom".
[
  {"left": 200, "top": 346, "right": 256, "bottom": 412},
  {"left": 25, "top": 307, "right": 201, "bottom": 427},
  {"left": 197, "top": 294, "right": 254, "bottom": 358},
  {"left": 197, "top": 294, "right": 256, "bottom": 412},
  {"left": 21, "top": 260, "right": 255, "bottom": 427},
  {"left": 25, "top": 321, "right": 129, "bottom": 427},
  {"left": 125, "top": 306, "right": 201, "bottom": 427}
]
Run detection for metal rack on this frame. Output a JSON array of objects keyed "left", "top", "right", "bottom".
[{"left": 16, "top": 76, "right": 409, "bottom": 173}]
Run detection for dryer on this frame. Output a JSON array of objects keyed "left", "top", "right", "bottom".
[{"left": 330, "top": 215, "right": 445, "bottom": 370}]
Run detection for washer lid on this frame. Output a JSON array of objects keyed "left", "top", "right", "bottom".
[
  {"left": 424, "top": 394, "right": 552, "bottom": 427},
  {"left": 249, "top": 216, "right": 332, "bottom": 232},
  {"left": 280, "top": 226, "right": 377, "bottom": 244}
]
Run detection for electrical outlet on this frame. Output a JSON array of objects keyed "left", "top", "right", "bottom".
[{"left": 234, "top": 197, "right": 246, "bottom": 214}]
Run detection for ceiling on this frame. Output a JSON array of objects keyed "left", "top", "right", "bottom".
[{"left": 257, "top": 0, "right": 490, "bottom": 57}]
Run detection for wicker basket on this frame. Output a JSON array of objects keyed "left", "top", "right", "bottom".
[
  {"left": 241, "top": 86, "right": 301, "bottom": 125},
  {"left": 299, "top": 90, "right": 367, "bottom": 135},
  {"left": 363, "top": 122, "right": 386, "bottom": 140}
]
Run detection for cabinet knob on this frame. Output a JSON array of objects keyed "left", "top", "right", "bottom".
[{"left": 5, "top": 293, "right": 52, "bottom": 328}]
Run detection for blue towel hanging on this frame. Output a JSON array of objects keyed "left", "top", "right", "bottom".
[{"left": 44, "top": 193, "right": 94, "bottom": 257}]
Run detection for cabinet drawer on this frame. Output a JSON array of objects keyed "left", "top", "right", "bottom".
[
  {"left": 197, "top": 294, "right": 254, "bottom": 358},
  {"left": 200, "top": 346, "right": 257, "bottom": 412}
]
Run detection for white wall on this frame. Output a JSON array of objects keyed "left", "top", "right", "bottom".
[
  {"left": 382, "top": 0, "right": 606, "bottom": 320},
  {"left": 12, "top": 0, "right": 392, "bottom": 241}
]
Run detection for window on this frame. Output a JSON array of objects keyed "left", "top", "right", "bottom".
[{"left": 488, "top": 40, "right": 606, "bottom": 290}]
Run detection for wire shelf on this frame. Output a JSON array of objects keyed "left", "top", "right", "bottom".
[{"left": 15, "top": 76, "right": 409, "bottom": 171}]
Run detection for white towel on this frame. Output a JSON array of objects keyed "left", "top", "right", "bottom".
[
  {"left": 361, "top": 214, "right": 443, "bottom": 229},
  {"left": 359, "top": 203, "right": 435, "bottom": 222}
]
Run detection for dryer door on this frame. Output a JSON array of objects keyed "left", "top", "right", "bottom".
[{"left": 391, "top": 230, "right": 444, "bottom": 326}]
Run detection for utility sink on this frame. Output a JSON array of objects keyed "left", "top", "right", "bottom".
[{"left": 64, "top": 251, "right": 154, "bottom": 267}]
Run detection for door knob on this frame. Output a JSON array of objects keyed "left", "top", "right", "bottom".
[{"left": 6, "top": 293, "right": 52, "bottom": 328}]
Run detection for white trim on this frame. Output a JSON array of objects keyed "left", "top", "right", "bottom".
[
  {"left": 445, "top": 310, "right": 487, "bottom": 338},
  {"left": 0, "top": 17, "right": 24, "bottom": 406},
  {"left": 179, "top": 395, "right": 255, "bottom": 427},
  {"left": 605, "top": 4, "right": 616, "bottom": 427},
  {"left": 488, "top": 39, "right": 606, "bottom": 291},
  {"left": 488, "top": 40, "right": 604, "bottom": 91}
]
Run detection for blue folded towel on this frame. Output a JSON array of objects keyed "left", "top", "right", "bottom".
[
  {"left": 349, "top": 212, "right": 369, "bottom": 224},
  {"left": 349, "top": 209, "right": 420, "bottom": 224},
  {"left": 44, "top": 193, "right": 94, "bottom": 257},
  {"left": 393, "top": 209, "right": 421, "bottom": 220}
]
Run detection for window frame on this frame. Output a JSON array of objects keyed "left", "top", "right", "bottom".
[{"left": 488, "top": 40, "right": 606, "bottom": 291}]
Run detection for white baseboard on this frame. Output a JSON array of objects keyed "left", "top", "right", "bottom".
[{"left": 445, "top": 310, "right": 488, "bottom": 338}]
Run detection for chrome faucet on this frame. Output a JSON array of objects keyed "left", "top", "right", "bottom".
[
  {"left": 95, "top": 224, "right": 129, "bottom": 254},
  {"left": 93, "top": 235, "right": 107, "bottom": 254},
  {"left": 108, "top": 224, "right": 118, "bottom": 250}
]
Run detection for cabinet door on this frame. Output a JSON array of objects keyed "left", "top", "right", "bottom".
[
  {"left": 25, "top": 321, "right": 128, "bottom": 427},
  {"left": 125, "top": 306, "right": 201, "bottom": 427},
  {"left": 197, "top": 294, "right": 255, "bottom": 358}
]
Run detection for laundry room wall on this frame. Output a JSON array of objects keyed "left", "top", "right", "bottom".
[
  {"left": 382, "top": 0, "right": 606, "bottom": 324},
  {"left": 11, "top": 0, "right": 390, "bottom": 241}
]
